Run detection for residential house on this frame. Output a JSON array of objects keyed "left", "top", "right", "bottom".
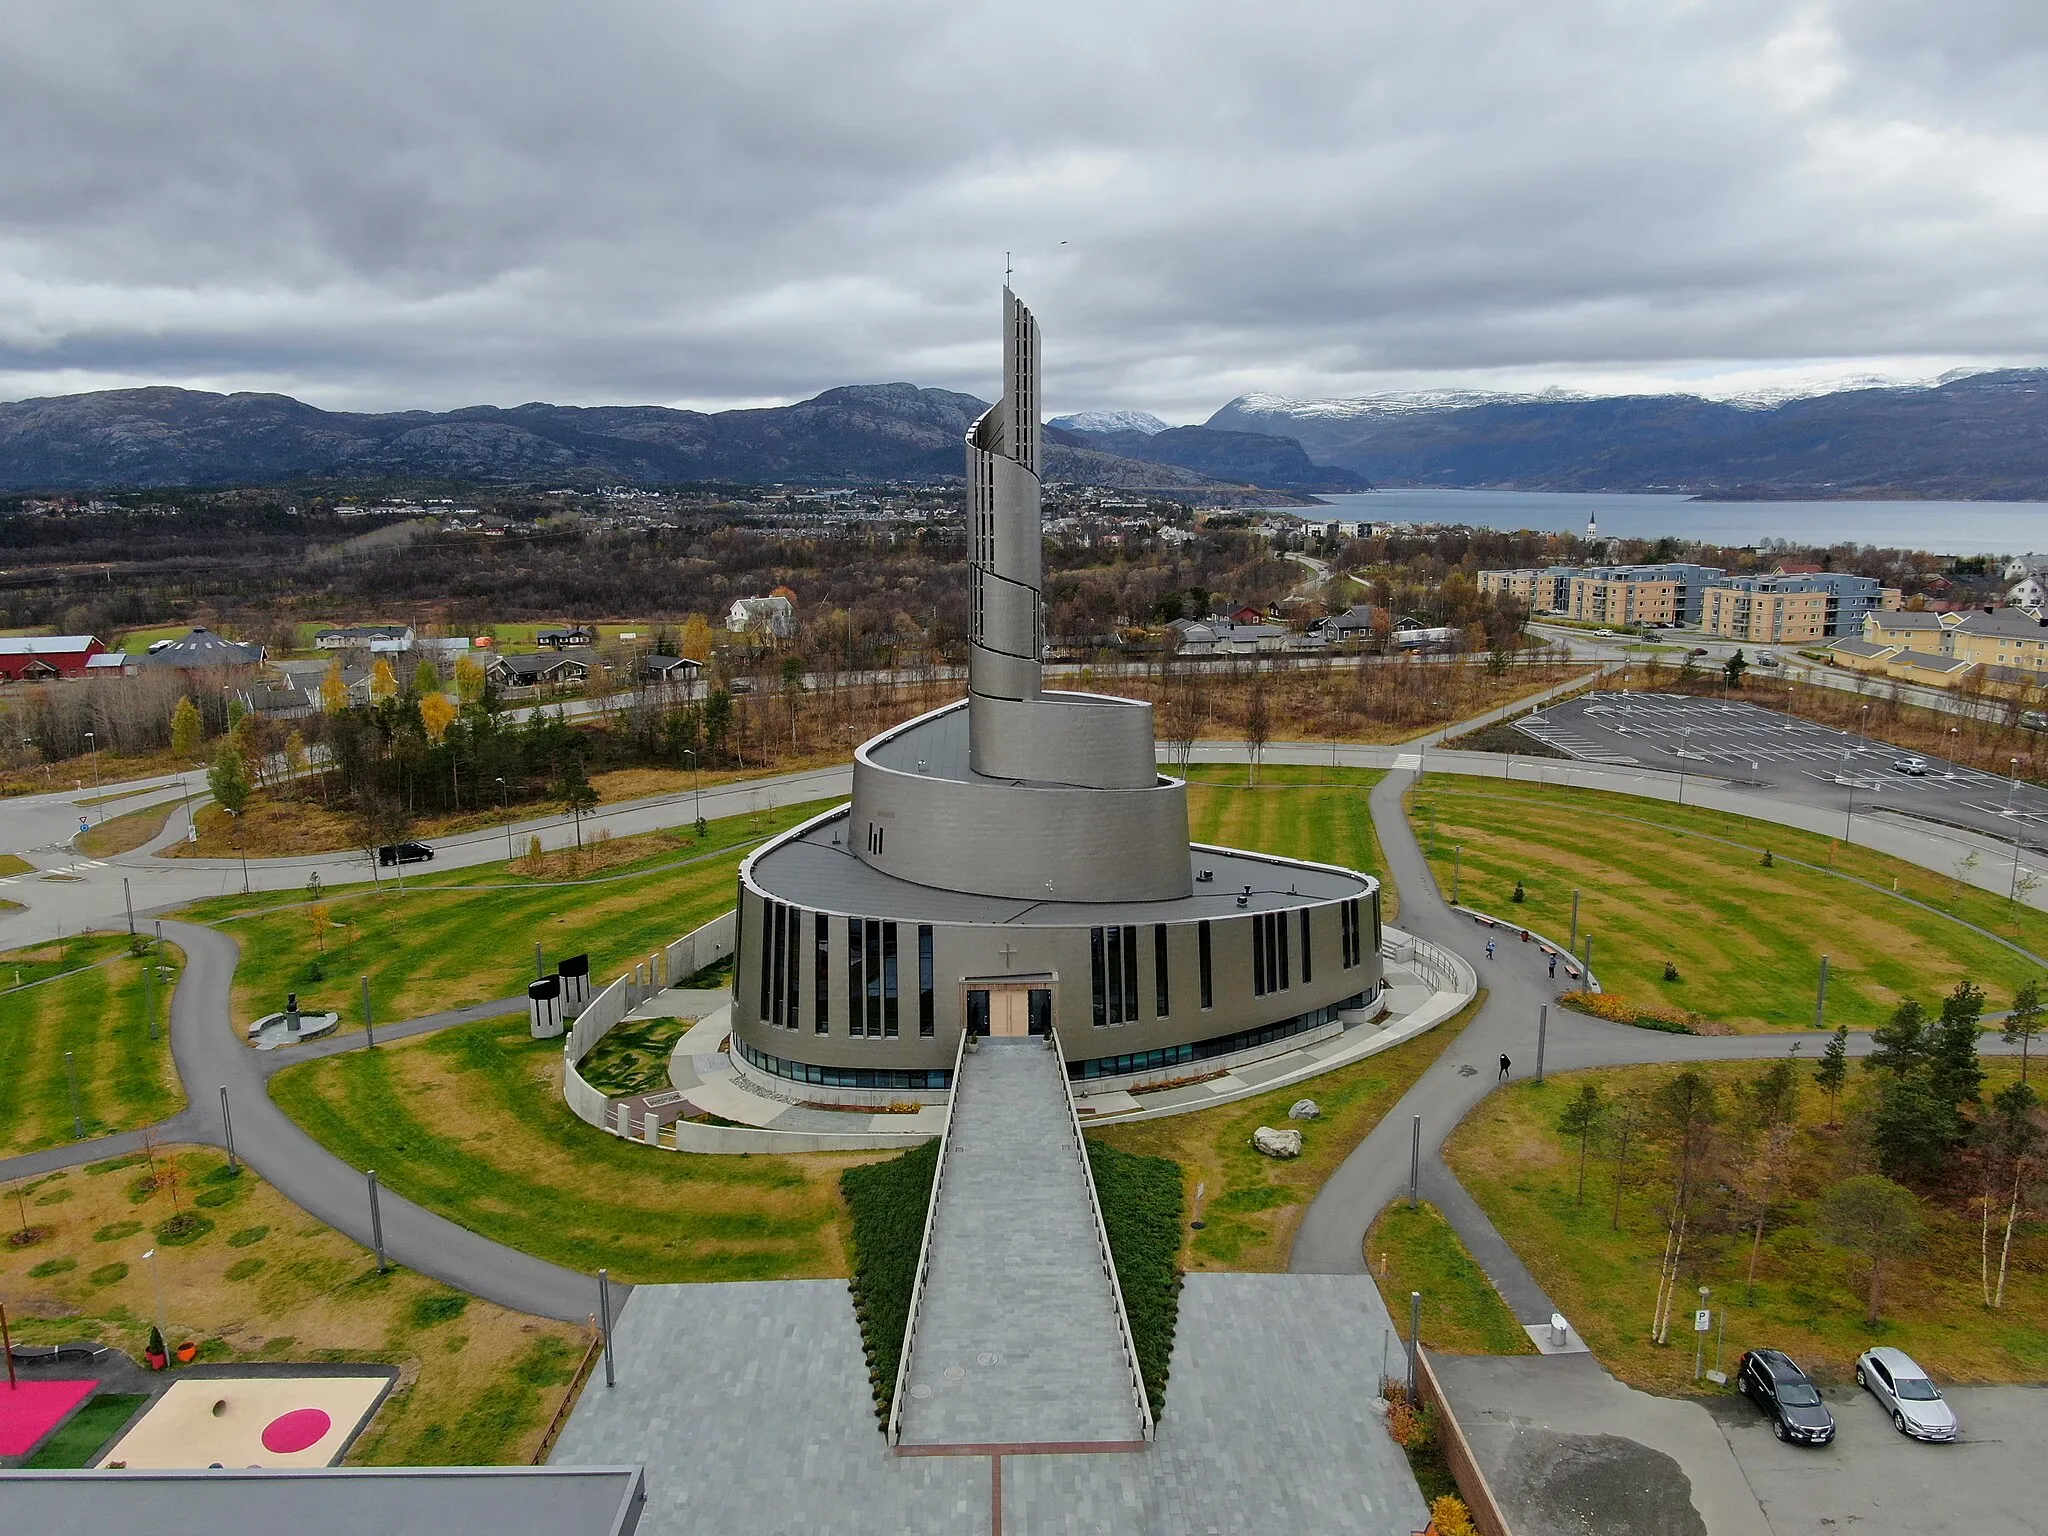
[
  {"left": 728, "top": 596, "right": 796, "bottom": 639},
  {"left": 314, "top": 624, "right": 416, "bottom": 653},
  {"left": 536, "top": 626, "right": 598, "bottom": 651},
  {"left": 486, "top": 653, "right": 591, "bottom": 691},
  {"left": 1310, "top": 605, "right": 1384, "bottom": 645},
  {"left": 639, "top": 655, "right": 703, "bottom": 691},
  {"left": 1829, "top": 606, "right": 2048, "bottom": 691},
  {"left": 0, "top": 635, "right": 106, "bottom": 682}
]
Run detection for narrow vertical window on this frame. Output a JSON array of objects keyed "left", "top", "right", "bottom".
[
  {"left": 1277, "top": 912, "right": 1289, "bottom": 991},
  {"left": 785, "top": 907, "right": 801, "bottom": 1028},
  {"left": 1122, "top": 926, "right": 1139, "bottom": 1022},
  {"left": 758, "top": 899, "right": 776, "bottom": 1022},
  {"left": 1105, "top": 925, "right": 1123, "bottom": 1023},
  {"left": 1370, "top": 888, "right": 1383, "bottom": 956},
  {"left": 847, "top": 916, "right": 865, "bottom": 1038},
  {"left": 1253, "top": 914, "right": 1267, "bottom": 997},
  {"left": 1091, "top": 927, "right": 1107, "bottom": 1027},
  {"left": 1198, "top": 920, "right": 1212, "bottom": 1009},
  {"left": 864, "top": 918, "right": 883, "bottom": 1036},
  {"left": 1154, "top": 925, "right": 1169, "bottom": 1018},
  {"left": 1299, "top": 908, "right": 1312, "bottom": 986},
  {"left": 918, "top": 925, "right": 934, "bottom": 1037},
  {"left": 815, "top": 912, "right": 830, "bottom": 1033},
  {"left": 882, "top": 923, "right": 900, "bottom": 1038}
]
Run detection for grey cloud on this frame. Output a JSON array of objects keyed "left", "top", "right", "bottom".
[{"left": 2, "top": 0, "right": 2045, "bottom": 421}]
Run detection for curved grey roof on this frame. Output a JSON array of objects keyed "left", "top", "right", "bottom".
[{"left": 138, "top": 625, "right": 263, "bottom": 668}]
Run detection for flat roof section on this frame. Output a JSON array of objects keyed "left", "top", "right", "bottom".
[
  {"left": 749, "top": 810, "right": 1372, "bottom": 926},
  {"left": 0, "top": 1466, "right": 645, "bottom": 1536}
]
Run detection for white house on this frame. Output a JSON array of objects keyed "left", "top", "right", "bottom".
[{"left": 727, "top": 596, "right": 796, "bottom": 639}]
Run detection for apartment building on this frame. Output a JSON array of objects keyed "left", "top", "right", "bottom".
[
  {"left": 1700, "top": 574, "right": 1899, "bottom": 644},
  {"left": 1477, "top": 567, "right": 1579, "bottom": 611},
  {"left": 1833, "top": 605, "right": 2048, "bottom": 689}
]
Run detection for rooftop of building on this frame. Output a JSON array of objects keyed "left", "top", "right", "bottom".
[{"left": 748, "top": 805, "right": 1372, "bottom": 927}]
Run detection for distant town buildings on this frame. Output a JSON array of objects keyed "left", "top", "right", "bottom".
[
  {"left": 1834, "top": 605, "right": 2048, "bottom": 688},
  {"left": 1479, "top": 562, "right": 1899, "bottom": 639},
  {"left": 1698, "top": 574, "right": 1899, "bottom": 644},
  {"left": 314, "top": 624, "right": 416, "bottom": 652}
]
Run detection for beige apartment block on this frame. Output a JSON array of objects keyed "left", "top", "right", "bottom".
[
  {"left": 1568, "top": 575, "right": 1677, "bottom": 626},
  {"left": 1701, "top": 585, "right": 1831, "bottom": 644}
]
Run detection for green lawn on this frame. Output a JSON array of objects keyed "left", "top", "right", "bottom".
[
  {"left": 1185, "top": 764, "right": 1396, "bottom": 918},
  {"left": 179, "top": 797, "right": 835, "bottom": 1029},
  {"left": 23, "top": 1394, "right": 149, "bottom": 1468},
  {"left": 1411, "top": 777, "right": 2048, "bottom": 1030},
  {"left": 1444, "top": 1062, "right": 2048, "bottom": 1393},
  {"left": 0, "top": 940, "right": 184, "bottom": 1156},
  {"left": 0, "top": 1145, "right": 588, "bottom": 1466},
  {"left": 577, "top": 1016, "right": 695, "bottom": 1096},
  {"left": 1092, "top": 1001, "right": 1474, "bottom": 1271},
  {"left": 1367, "top": 1201, "right": 1533, "bottom": 1356},
  {"left": 270, "top": 1014, "right": 865, "bottom": 1283},
  {"left": 841, "top": 1140, "right": 941, "bottom": 1422}
]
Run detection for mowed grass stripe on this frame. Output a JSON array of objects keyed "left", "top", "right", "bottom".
[
  {"left": 0, "top": 950, "right": 183, "bottom": 1155},
  {"left": 1413, "top": 777, "right": 2048, "bottom": 1029},
  {"left": 1185, "top": 766, "right": 1391, "bottom": 901},
  {"left": 270, "top": 1016, "right": 861, "bottom": 1283},
  {"left": 208, "top": 799, "right": 838, "bottom": 1027}
]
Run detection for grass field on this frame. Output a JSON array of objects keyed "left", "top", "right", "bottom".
[
  {"left": 0, "top": 1145, "right": 586, "bottom": 1466},
  {"left": 0, "top": 853, "right": 34, "bottom": 877},
  {"left": 1091, "top": 999, "right": 1477, "bottom": 1271},
  {"left": 0, "top": 940, "right": 184, "bottom": 1156},
  {"left": 1410, "top": 776, "right": 2048, "bottom": 1030},
  {"left": 1367, "top": 1201, "right": 1533, "bottom": 1356},
  {"left": 1444, "top": 1061, "right": 2048, "bottom": 1393},
  {"left": 576, "top": 1016, "right": 695, "bottom": 1096},
  {"left": 77, "top": 800, "right": 180, "bottom": 857},
  {"left": 178, "top": 796, "right": 834, "bottom": 1029},
  {"left": 1185, "top": 764, "right": 1397, "bottom": 918},
  {"left": 270, "top": 1014, "right": 868, "bottom": 1283},
  {"left": 22, "top": 1393, "right": 150, "bottom": 1468}
]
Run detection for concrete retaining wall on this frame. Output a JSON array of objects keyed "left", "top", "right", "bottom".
[{"left": 1416, "top": 1345, "right": 1515, "bottom": 1536}]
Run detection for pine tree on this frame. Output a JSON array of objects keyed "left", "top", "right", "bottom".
[
  {"left": 170, "top": 695, "right": 203, "bottom": 760},
  {"left": 1815, "top": 1024, "right": 1848, "bottom": 1128},
  {"left": 2002, "top": 981, "right": 2044, "bottom": 1084},
  {"left": 1929, "top": 980, "right": 1986, "bottom": 1114},
  {"left": 1556, "top": 1083, "right": 1605, "bottom": 1203}
]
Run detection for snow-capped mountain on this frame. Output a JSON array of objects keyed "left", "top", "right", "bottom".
[{"left": 1047, "top": 409, "right": 1170, "bottom": 435}]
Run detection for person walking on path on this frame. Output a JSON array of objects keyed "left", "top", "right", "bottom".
[
  {"left": 1498, "top": 1053, "right": 1512, "bottom": 1080},
  {"left": 1485, "top": 939, "right": 1496, "bottom": 961},
  {"left": 1548, "top": 953, "right": 1558, "bottom": 980}
]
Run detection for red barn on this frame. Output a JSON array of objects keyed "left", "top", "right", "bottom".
[{"left": 0, "top": 635, "right": 106, "bottom": 682}]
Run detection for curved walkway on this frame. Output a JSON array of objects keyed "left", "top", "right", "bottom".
[
  {"left": 0, "top": 921, "right": 604, "bottom": 1323},
  {"left": 1289, "top": 768, "right": 2023, "bottom": 1316}
]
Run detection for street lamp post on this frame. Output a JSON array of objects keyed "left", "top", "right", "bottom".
[
  {"left": 1842, "top": 745, "right": 1857, "bottom": 840},
  {"left": 495, "top": 777, "right": 512, "bottom": 860},
  {"left": 143, "top": 1247, "right": 167, "bottom": 1347},
  {"left": 2009, "top": 758, "right": 2027, "bottom": 903},
  {"left": 84, "top": 731, "right": 102, "bottom": 821},
  {"left": 683, "top": 748, "right": 702, "bottom": 833},
  {"left": 227, "top": 807, "right": 249, "bottom": 893}
]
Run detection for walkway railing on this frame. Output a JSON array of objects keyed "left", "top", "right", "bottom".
[
  {"left": 1382, "top": 931, "right": 1467, "bottom": 997},
  {"left": 1048, "top": 1026, "right": 1158, "bottom": 1444},
  {"left": 885, "top": 1025, "right": 972, "bottom": 1448}
]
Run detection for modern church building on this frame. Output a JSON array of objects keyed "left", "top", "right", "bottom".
[{"left": 731, "top": 291, "right": 1383, "bottom": 1103}]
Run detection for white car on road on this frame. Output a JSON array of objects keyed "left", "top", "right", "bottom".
[
  {"left": 1892, "top": 756, "right": 1929, "bottom": 776},
  {"left": 1856, "top": 1346, "right": 1957, "bottom": 1441}
]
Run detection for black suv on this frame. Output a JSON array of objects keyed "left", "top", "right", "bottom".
[
  {"left": 377, "top": 841, "right": 435, "bottom": 866},
  {"left": 1739, "top": 1349, "right": 1836, "bottom": 1445}
]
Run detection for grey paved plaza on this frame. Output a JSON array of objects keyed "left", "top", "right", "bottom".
[
  {"left": 898, "top": 1036, "right": 1145, "bottom": 1448},
  {"left": 549, "top": 1273, "right": 1426, "bottom": 1535}
]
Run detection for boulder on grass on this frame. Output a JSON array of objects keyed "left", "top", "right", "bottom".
[
  {"left": 1253, "top": 1126, "right": 1303, "bottom": 1158},
  {"left": 1288, "top": 1099, "right": 1320, "bottom": 1120}
]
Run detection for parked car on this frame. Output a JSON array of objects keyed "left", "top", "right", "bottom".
[
  {"left": 1593, "top": 628, "right": 1616, "bottom": 637},
  {"left": 1739, "top": 1348, "right": 1836, "bottom": 1445},
  {"left": 726, "top": 678, "right": 755, "bottom": 695},
  {"left": 1892, "top": 756, "right": 1929, "bottom": 776},
  {"left": 1755, "top": 652, "right": 1779, "bottom": 667},
  {"left": 1856, "top": 1347, "right": 1957, "bottom": 1441},
  {"left": 2021, "top": 709, "right": 2047, "bottom": 732},
  {"left": 1686, "top": 646, "right": 1710, "bottom": 658},
  {"left": 377, "top": 841, "right": 435, "bottom": 866}
]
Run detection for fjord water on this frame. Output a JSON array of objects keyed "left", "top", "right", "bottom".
[{"left": 1294, "top": 489, "right": 2048, "bottom": 554}]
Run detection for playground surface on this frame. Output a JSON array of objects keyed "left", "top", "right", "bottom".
[
  {"left": 0, "top": 1378, "right": 97, "bottom": 1456},
  {"left": 98, "top": 1376, "right": 390, "bottom": 1469}
]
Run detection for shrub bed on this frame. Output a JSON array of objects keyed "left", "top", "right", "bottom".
[
  {"left": 1557, "top": 989, "right": 1707, "bottom": 1034},
  {"left": 1086, "top": 1138, "right": 1185, "bottom": 1420},
  {"left": 839, "top": 1138, "right": 940, "bottom": 1423}
]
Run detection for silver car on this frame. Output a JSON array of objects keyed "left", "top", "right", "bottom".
[{"left": 1856, "top": 1346, "right": 1957, "bottom": 1441}]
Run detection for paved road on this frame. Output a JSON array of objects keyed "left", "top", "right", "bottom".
[{"left": 0, "top": 920, "right": 605, "bottom": 1323}]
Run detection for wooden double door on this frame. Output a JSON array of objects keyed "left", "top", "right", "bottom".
[{"left": 968, "top": 985, "right": 1053, "bottom": 1037}]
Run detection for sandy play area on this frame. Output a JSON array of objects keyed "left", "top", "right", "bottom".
[{"left": 98, "top": 1376, "right": 389, "bottom": 1469}]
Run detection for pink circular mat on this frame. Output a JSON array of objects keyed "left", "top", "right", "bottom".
[{"left": 260, "top": 1407, "right": 333, "bottom": 1454}]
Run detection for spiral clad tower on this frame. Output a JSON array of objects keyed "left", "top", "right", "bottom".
[{"left": 729, "top": 289, "right": 1382, "bottom": 1104}]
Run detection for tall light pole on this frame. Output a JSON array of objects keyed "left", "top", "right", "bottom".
[
  {"left": 1842, "top": 744, "right": 1856, "bottom": 840},
  {"left": 227, "top": 807, "right": 249, "bottom": 893},
  {"left": 1676, "top": 726, "right": 1691, "bottom": 805},
  {"left": 84, "top": 731, "right": 102, "bottom": 820},
  {"left": 495, "top": 776, "right": 512, "bottom": 860},
  {"left": 142, "top": 1246, "right": 167, "bottom": 1346},
  {"left": 2009, "top": 757, "right": 2027, "bottom": 904},
  {"left": 683, "top": 748, "right": 702, "bottom": 832}
]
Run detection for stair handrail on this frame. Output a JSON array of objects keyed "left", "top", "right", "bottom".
[
  {"left": 885, "top": 1023, "right": 972, "bottom": 1446},
  {"left": 1047, "top": 1025, "right": 1158, "bottom": 1443}
]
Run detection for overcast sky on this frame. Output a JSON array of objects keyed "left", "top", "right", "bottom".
[{"left": 3, "top": 0, "right": 2045, "bottom": 421}]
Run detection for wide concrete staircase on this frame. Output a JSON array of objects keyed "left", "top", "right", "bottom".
[{"left": 892, "top": 1034, "right": 1150, "bottom": 1448}]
